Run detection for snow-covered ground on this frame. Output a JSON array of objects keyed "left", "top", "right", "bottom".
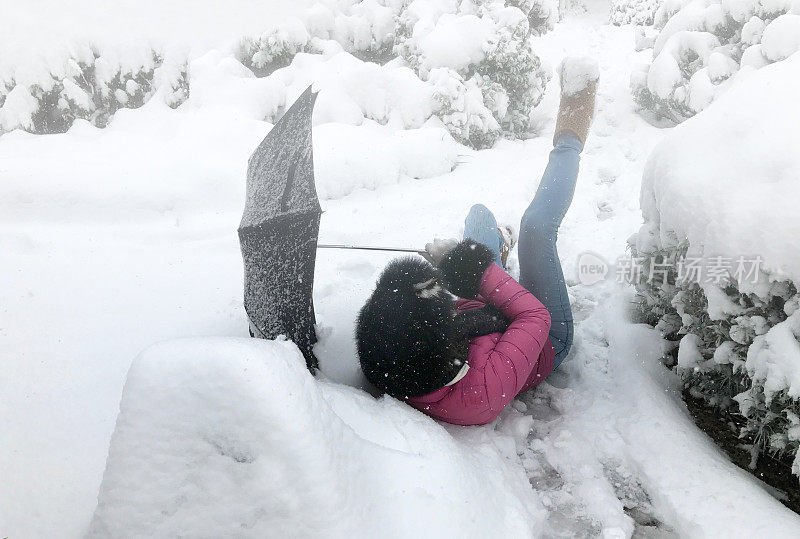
[{"left": 3, "top": 1, "right": 800, "bottom": 537}]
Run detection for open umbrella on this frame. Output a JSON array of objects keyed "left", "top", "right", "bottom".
[
  {"left": 239, "top": 86, "right": 322, "bottom": 370},
  {"left": 239, "top": 86, "right": 430, "bottom": 372}
]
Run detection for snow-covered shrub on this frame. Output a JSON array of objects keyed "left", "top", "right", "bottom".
[
  {"left": 427, "top": 68, "right": 502, "bottom": 148},
  {"left": 238, "top": 2, "right": 397, "bottom": 76},
  {"left": 395, "top": 0, "right": 550, "bottom": 146},
  {"left": 479, "top": 23, "right": 549, "bottom": 136},
  {"left": 630, "top": 0, "right": 799, "bottom": 122},
  {"left": 631, "top": 249, "right": 800, "bottom": 470},
  {"left": 237, "top": 18, "right": 313, "bottom": 77},
  {"left": 238, "top": 0, "right": 551, "bottom": 149},
  {"left": 2, "top": 0, "right": 551, "bottom": 143},
  {"left": 508, "top": 0, "right": 560, "bottom": 35},
  {"left": 610, "top": 0, "right": 662, "bottom": 26},
  {"left": 628, "top": 54, "right": 800, "bottom": 475},
  {"left": 0, "top": 48, "right": 188, "bottom": 135}
]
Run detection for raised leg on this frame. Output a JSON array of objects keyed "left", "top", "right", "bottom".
[
  {"left": 518, "top": 133, "right": 583, "bottom": 367},
  {"left": 463, "top": 203, "right": 504, "bottom": 267}
]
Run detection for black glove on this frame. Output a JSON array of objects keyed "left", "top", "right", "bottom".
[
  {"left": 452, "top": 304, "right": 509, "bottom": 337},
  {"left": 437, "top": 239, "right": 495, "bottom": 299}
]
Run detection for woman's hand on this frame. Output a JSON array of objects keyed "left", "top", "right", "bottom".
[{"left": 424, "top": 237, "right": 459, "bottom": 266}]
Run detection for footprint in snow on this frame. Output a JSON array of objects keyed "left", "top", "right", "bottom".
[
  {"left": 596, "top": 200, "right": 614, "bottom": 220},
  {"left": 602, "top": 460, "right": 678, "bottom": 538},
  {"left": 597, "top": 165, "right": 619, "bottom": 184}
]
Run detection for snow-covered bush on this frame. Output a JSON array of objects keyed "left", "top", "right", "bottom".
[
  {"left": 238, "top": 18, "right": 314, "bottom": 77},
  {"left": 395, "top": 0, "right": 550, "bottom": 146},
  {"left": 480, "top": 23, "right": 550, "bottom": 135},
  {"left": 610, "top": 0, "right": 662, "bottom": 25},
  {"left": 2, "top": 0, "right": 551, "bottom": 146},
  {"left": 237, "top": 0, "right": 551, "bottom": 149},
  {"left": 237, "top": 6, "right": 398, "bottom": 76},
  {"left": 0, "top": 47, "right": 188, "bottom": 133},
  {"left": 90, "top": 337, "right": 543, "bottom": 536},
  {"left": 0, "top": 47, "right": 188, "bottom": 135},
  {"left": 630, "top": 0, "right": 800, "bottom": 122},
  {"left": 628, "top": 53, "right": 800, "bottom": 475},
  {"left": 508, "top": 0, "right": 560, "bottom": 35}
]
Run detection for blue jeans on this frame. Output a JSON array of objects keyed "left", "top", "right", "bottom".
[{"left": 463, "top": 133, "right": 581, "bottom": 368}]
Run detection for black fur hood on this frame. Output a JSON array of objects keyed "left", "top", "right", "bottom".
[{"left": 356, "top": 242, "right": 508, "bottom": 399}]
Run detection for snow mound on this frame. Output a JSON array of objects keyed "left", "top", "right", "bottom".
[
  {"left": 559, "top": 56, "right": 600, "bottom": 95},
  {"left": 636, "top": 51, "right": 800, "bottom": 290},
  {"left": 631, "top": 51, "right": 800, "bottom": 478},
  {"left": 89, "top": 338, "right": 544, "bottom": 537},
  {"left": 315, "top": 122, "right": 460, "bottom": 199},
  {"left": 761, "top": 13, "right": 800, "bottom": 61}
]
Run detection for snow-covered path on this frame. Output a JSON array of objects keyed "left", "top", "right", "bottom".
[
  {"left": 314, "top": 8, "right": 664, "bottom": 384},
  {"left": 311, "top": 9, "right": 800, "bottom": 536},
  {"left": 3, "top": 3, "right": 800, "bottom": 537}
]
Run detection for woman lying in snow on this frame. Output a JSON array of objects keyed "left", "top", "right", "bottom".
[{"left": 356, "top": 57, "right": 599, "bottom": 426}]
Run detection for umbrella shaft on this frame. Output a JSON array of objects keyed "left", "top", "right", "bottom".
[{"left": 318, "top": 244, "right": 423, "bottom": 254}]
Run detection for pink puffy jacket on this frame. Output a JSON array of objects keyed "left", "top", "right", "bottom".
[{"left": 406, "top": 263, "right": 555, "bottom": 425}]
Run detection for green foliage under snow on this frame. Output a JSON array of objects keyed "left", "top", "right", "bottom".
[
  {"left": 628, "top": 239, "right": 800, "bottom": 478},
  {"left": 0, "top": 48, "right": 188, "bottom": 135}
]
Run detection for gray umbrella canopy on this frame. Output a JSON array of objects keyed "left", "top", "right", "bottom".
[{"left": 238, "top": 86, "right": 320, "bottom": 371}]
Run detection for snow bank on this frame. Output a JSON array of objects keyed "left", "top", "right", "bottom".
[
  {"left": 0, "top": 50, "right": 462, "bottom": 228},
  {"left": 506, "top": 286, "right": 800, "bottom": 538},
  {"left": 599, "top": 303, "right": 800, "bottom": 536},
  {"left": 637, "top": 51, "right": 800, "bottom": 289},
  {"left": 630, "top": 51, "right": 800, "bottom": 476},
  {"left": 315, "top": 122, "right": 460, "bottom": 199},
  {"left": 90, "top": 338, "right": 544, "bottom": 537}
]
